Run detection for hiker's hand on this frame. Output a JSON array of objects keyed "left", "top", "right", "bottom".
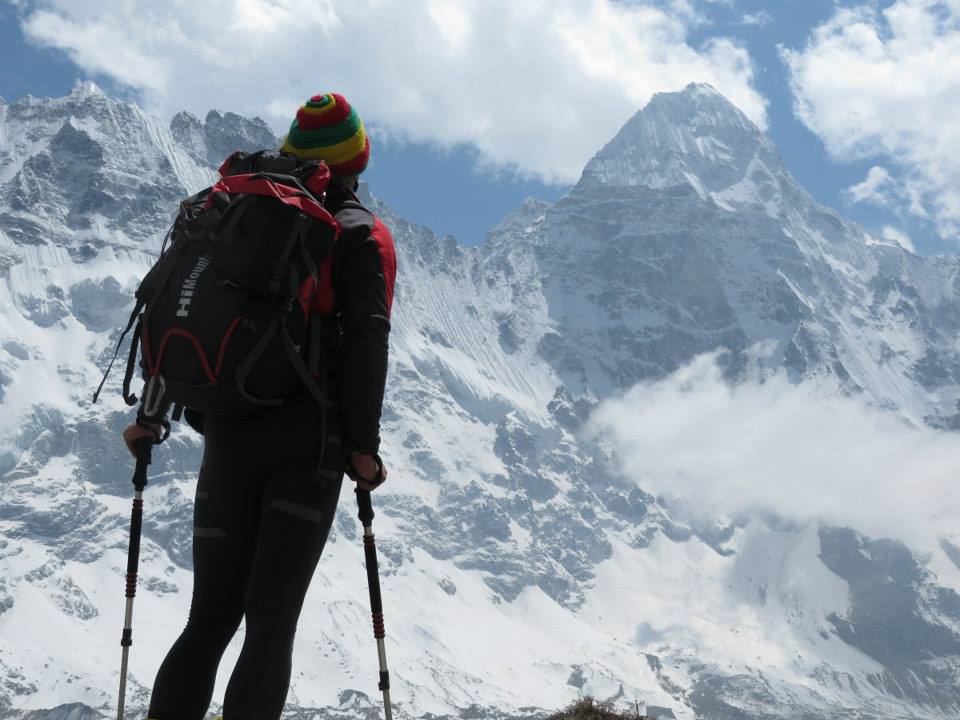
[
  {"left": 348, "top": 452, "right": 387, "bottom": 491},
  {"left": 122, "top": 421, "right": 162, "bottom": 457}
]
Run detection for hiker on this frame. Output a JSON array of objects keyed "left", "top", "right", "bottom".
[{"left": 120, "top": 93, "right": 397, "bottom": 720}]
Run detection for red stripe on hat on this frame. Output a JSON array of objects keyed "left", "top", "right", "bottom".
[
  {"left": 328, "top": 137, "right": 370, "bottom": 176},
  {"left": 297, "top": 93, "right": 353, "bottom": 130}
]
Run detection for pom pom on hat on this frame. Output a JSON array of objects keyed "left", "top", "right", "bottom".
[{"left": 280, "top": 93, "right": 370, "bottom": 176}]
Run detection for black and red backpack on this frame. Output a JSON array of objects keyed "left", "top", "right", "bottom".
[{"left": 94, "top": 150, "right": 342, "bottom": 422}]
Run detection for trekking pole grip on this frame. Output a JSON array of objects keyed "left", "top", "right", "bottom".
[
  {"left": 132, "top": 437, "right": 152, "bottom": 492},
  {"left": 356, "top": 487, "right": 374, "bottom": 524},
  {"left": 355, "top": 489, "right": 382, "bottom": 620},
  {"left": 125, "top": 438, "right": 152, "bottom": 606}
]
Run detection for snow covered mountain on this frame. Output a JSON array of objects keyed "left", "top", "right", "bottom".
[{"left": 2, "top": 81, "right": 960, "bottom": 720}]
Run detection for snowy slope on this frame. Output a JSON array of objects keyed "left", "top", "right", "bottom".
[{"left": 2, "top": 82, "right": 960, "bottom": 720}]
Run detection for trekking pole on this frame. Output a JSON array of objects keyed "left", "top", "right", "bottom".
[
  {"left": 117, "top": 437, "right": 152, "bottom": 720},
  {"left": 356, "top": 487, "right": 393, "bottom": 720}
]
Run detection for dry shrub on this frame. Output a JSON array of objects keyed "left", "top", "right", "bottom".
[{"left": 547, "top": 697, "right": 638, "bottom": 720}]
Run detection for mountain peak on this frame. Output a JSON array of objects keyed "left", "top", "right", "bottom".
[
  {"left": 659, "top": 81, "right": 725, "bottom": 102},
  {"left": 685, "top": 81, "right": 721, "bottom": 93},
  {"left": 9, "top": 81, "right": 115, "bottom": 115},
  {"left": 643, "top": 82, "right": 760, "bottom": 137},
  {"left": 67, "top": 80, "right": 106, "bottom": 100},
  {"left": 576, "top": 83, "right": 783, "bottom": 206}
]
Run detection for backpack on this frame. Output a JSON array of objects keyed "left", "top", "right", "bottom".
[{"left": 93, "top": 150, "right": 342, "bottom": 420}]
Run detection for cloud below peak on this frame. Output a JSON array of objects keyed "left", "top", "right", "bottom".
[{"left": 587, "top": 351, "right": 960, "bottom": 553}]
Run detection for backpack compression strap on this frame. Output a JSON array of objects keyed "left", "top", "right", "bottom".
[
  {"left": 92, "top": 299, "right": 144, "bottom": 405},
  {"left": 218, "top": 150, "right": 332, "bottom": 200},
  {"left": 208, "top": 174, "right": 337, "bottom": 225}
]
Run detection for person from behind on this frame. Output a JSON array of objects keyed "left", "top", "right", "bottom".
[{"left": 121, "top": 92, "right": 397, "bottom": 720}]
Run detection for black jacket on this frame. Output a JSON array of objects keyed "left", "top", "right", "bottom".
[{"left": 327, "top": 183, "right": 397, "bottom": 454}]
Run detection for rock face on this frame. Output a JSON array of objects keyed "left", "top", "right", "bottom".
[
  {"left": 485, "top": 83, "right": 960, "bottom": 427},
  {"left": 170, "top": 109, "right": 278, "bottom": 168},
  {"left": 1, "top": 81, "right": 960, "bottom": 720}
]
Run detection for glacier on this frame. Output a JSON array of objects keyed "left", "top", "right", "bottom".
[{"left": 1, "top": 80, "right": 960, "bottom": 719}]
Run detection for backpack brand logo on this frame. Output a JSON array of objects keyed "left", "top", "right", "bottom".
[{"left": 176, "top": 254, "right": 212, "bottom": 318}]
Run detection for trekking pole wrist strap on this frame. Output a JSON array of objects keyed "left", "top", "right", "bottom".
[{"left": 135, "top": 417, "right": 170, "bottom": 444}]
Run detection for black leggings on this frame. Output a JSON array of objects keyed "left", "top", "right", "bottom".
[{"left": 148, "top": 396, "right": 346, "bottom": 720}]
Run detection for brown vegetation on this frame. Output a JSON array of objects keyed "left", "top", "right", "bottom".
[{"left": 547, "top": 697, "right": 648, "bottom": 720}]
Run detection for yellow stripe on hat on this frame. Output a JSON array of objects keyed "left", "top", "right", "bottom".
[{"left": 280, "top": 136, "right": 364, "bottom": 163}]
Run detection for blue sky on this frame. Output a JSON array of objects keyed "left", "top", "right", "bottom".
[
  {"left": 684, "top": 0, "right": 951, "bottom": 257},
  {"left": 1, "top": 0, "right": 955, "bottom": 254}
]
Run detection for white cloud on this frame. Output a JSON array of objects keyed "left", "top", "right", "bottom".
[
  {"left": 14, "top": 0, "right": 766, "bottom": 183},
  {"left": 881, "top": 225, "right": 916, "bottom": 253},
  {"left": 848, "top": 165, "right": 929, "bottom": 218},
  {"left": 848, "top": 166, "right": 896, "bottom": 206},
  {"left": 740, "top": 11, "right": 773, "bottom": 27},
  {"left": 586, "top": 351, "right": 960, "bottom": 552},
  {"left": 782, "top": 1, "right": 960, "bottom": 242}
]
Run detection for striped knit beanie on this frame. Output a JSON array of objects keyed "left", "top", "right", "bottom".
[{"left": 280, "top": 93, "right": 370, "bottom": 176}]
